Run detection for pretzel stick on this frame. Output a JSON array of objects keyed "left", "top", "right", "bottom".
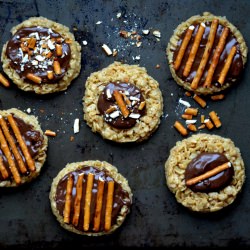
[
  {"left": 191, "top": 19, "right": 219, "bottom": 89},
  {"left": 104, "top": 181, "right": 114, "bottom": 231},
  {"left": 7, "top": 115, "right": 35, "bottom": 172},
  {"left": 72, "top": 173, "right": 84, "bottom": 226},
  {"left": 0, "top": 155, "right": 9, "bottom": 179},
  {"left": 0, "top": 116, "right": 27, "bottom": 174},
  {"left": 183, "top": 23, "right": 206, "bottom": 77},
  {"left": 63, "top": 174, "right": 74, "bottom": 223},
  {"left": 0, "top": 73, "right": 10, "bottom": 87},
  {"left": 209, "top": 111, "right": 221, "bottom": 128},
  {"left": 218, "top": 46, "right": 237, "bottom": 85},
  {"left": 83, "top": 173, "right": 94, "bottom": 231},
  {"left": 113, "top": 90, "right": 130, "bottom": 118},
  {"left": 174, "top": 25, "right": 194, "bottom": 71},
  {"left": 93, "top": 178, "right": 105, "bottom": 232},
  {"left": 0, "top": 128, "right": 21, "bottom": 184},
  {"left": 203, "top": 27, "right": 229, "bottom": 87},
  {"left": 186, "top": 162, "right": 231, "bottom": 186}
]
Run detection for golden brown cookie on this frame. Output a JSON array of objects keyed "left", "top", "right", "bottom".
[
  {"left": 49, "top": 160, "right": 132, "bottom": 236},
  {"left": 1, "top": 16, "right": 81, "bottom": 94},
  {"left": 83, "top": 61, "right": 163, "bottom": 143},
  {"left": 165, "top": 133, "right": 245, "bottom": 212},
  {"left": 167, "top": 12, "right": 248, "bottom": 95},
  {"left": 0, "top": 108, "right": 48, "bottom": 187}
]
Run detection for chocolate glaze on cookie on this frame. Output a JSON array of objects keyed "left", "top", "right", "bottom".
[
  {"left": 55, "top": 166, "right": 131, "bottom": 233},
  {"left": 185, "top": 152, "right": 234, "bottom": 192},
  {"left": 6, "top": 26, "right": 71, "bottom": 84},
  {"left": 97, "top": 82, "right": 146, "bottom": 129},
  {"left": 173, "top": 22, "right": 243, "bottom": 87}
]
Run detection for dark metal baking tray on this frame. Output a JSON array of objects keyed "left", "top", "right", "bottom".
[{"left": 0, "top": 0, "right": 250, "bottom": 248}]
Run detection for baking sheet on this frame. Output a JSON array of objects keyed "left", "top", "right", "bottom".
[{"left": 0, "top": 0, "right": 250, "bottom": 248}]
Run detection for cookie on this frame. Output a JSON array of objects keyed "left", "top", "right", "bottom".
[
  {"left": 83, "top": 61, "right": 163, "bottom": 143},
  {"left": 49, "top": 160, "right": 132, "bottom": 236},
  {"left": 166, "top": 12, "right": 248, "bottom": 95},
  {"left": 165, "top": 133, "right": 245, "bottom": 212},
  {"left": 0, "top": 108, "right": 48, "bottom": 187},
  {"left": 1, "top": 16, "right": 81, "bottom": 94}
]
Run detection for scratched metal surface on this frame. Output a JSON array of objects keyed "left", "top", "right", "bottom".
[{"left": 0, "top": 0, "right": 250, "bottom": 249}]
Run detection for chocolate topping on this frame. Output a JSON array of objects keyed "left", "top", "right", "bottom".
[
  {"left": 0, "top": 115, "right": 44, "bottom": 180},
  {"left": 55, "top": 166, "right": 131, "bottom": 233},
  {"left": 97, "top": 82, "right": 146, "bottom": 129},
  {"left": 173, "top": 21, "right": 243, "bottom": 86},
  {"left": 185, "top": 152, "right": 234, "bottom": 192},
  {"left": 6, "top": 26, "right": 71, "bottom": 84}
]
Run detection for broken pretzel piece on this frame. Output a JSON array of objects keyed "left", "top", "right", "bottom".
[
  {"left": 0, "top": 73, "right": 10, "bottom": 87},
  {"left": 186, "top": 162, "right": 231, "bottom": 186},
  {"left": 113, "top": 90, "right": 130, "bottom": 118},
  {"left": 174, "top": 121, "right": 188, "bottom": 136}
]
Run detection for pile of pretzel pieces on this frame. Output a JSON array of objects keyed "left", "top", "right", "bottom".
[
  {"left": 174, "top": 91, "right": 223, "bottom": 136},
  {"left": 63, "top": 173, "right": 114, "bottom": 232}
]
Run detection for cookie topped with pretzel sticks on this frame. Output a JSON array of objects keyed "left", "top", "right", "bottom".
[
  {"left": 0, "top": 108, "right": 48, "bottom": 187},
  {"left": 49, "top": 160, "right": 132, "bottom": 236},
  {"left": 1, "top": 16, "right": 81, "bottom": 94},
  {"left": 167, "top": 12, "right": 248, "bottom": 95}
]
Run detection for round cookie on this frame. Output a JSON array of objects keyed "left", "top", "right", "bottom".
[
  {"left": 165, "top": 133, "right": 245, "bottom": 212},
  {"left": 166, "top": 12, "right": 248, "bottom": 95},
  {"left": 0, "top": 108, "right": 48, "bottom": 187},
  {"left": 83, "top": 61, "right": 163, "bottom": 143},
  {"left": 49, "top": 160, "right": 132, "bottom": 236},
  {"left": 1, "top": 16, "right": 81, "bottom": 94}
]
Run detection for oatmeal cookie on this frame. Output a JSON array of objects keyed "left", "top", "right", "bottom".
[
  {"left": 165, "top": 133, "right": 245, "bottom": 212},
  {"left": 167, "top": 12, "right": 248, "bottom": 95},
  {"left": 0, "top": 108, "right": 48, "bottom": 187},
  {"left": 1, "top": 16, "right": 81, "bottom": 94},
  {"left": 83, "top": 61, "right": 163, "bottom": 143},
  {"left": 49, "top": 160, "right": 132, "bottom": 236}
]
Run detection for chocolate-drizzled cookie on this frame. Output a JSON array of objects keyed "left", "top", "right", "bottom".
[
  {"left": 0, "top": 108, "right": 48, "bottom": 187},
  {"left": 83, "top": 61, "right": 163, "bottom": 143},
  {"left": 167, "top": 12, "right": 248, "bottom": 95},
  {"left": 165, "top": 133, "right": 245, "bottom": 212},
  {"left": 1, "top": 16, "right": 81, "bottom": 94},
  {"left": 49, "top": 160, "right": 132, "bottom": 236}
]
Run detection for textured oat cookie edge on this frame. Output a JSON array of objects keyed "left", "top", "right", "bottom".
[
  {"left": 1, "top": 16, "right": 81, "bottom": 94},
  {"left": 49, "top": 160, "right": 133, "bottom": 236},
  {"left": 166, "top": 11, "right": 248, "bottom": 95},
  {"left": 0, "top": 108, "right": 48, "bottom": 187},
  {"left": 164, "top": 133, "right": 245, "bottom": 212},
  {"left": 82, "top": 61, "right": 164, "bottom": 143}
]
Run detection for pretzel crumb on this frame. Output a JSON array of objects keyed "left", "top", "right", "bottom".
[
  {"left": 45, "top": 130, "right": 57, "bottom": 137},
  {"left": 204, "top": 119, "right": 214, "bottom": 130},
  {"left": 174, "top": 121, "right": 188, "bottom": 136},
  {"left": 209, "top": 111, "right": 221, "bottom": 128},
  {"left": 211, "top": 94, "right": 225, "bottom": 101},
  {"left": 193, "top": 94, "right": 206, "bottom": 108},
  {"left": 187, "top": 124, "right": 197, "bottom": 132}
]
